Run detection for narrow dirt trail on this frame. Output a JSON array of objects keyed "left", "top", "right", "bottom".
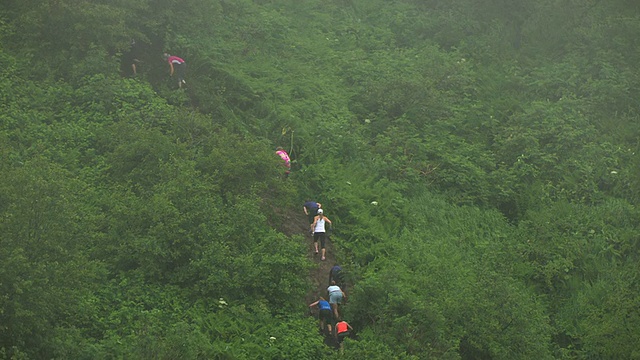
[
  {"left": 276, "top": 207, "right": 345, "bottom": 348},
  {"left": 280, "top": 207, "right": 350, "bottom": 349},
  {"left": 279, "top": 211, "right": 338, "bottom": 303}
]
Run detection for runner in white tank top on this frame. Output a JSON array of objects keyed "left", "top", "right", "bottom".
[{"left": 310, "top": 208, "right": 332, "bottom": 260}]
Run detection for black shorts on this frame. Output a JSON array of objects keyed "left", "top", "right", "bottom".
[
  {"left": 313, "top": 232, "right": 326, "bottom": 248},
  {"left": 319, "top": 309, "right": 332, "bottom": 323},
  {"left": 337, "top": 331, "right": 349, "bottom": 343},
  {"left": 175, "top": 62, "right": 186, "bottom": 80}
]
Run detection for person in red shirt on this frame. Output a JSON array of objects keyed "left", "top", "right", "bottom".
[
  {"left": 163, "top": 53, "right": 186, "bottom": 89},
  {"left": 334, "top": 320, "right": 353, "bottom": 346}
]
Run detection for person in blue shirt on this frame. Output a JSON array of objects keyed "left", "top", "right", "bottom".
[
  {"left": 309, "top": 297, "right": 333, "bottom": 334},
  {"left": 329, "top": 264, "right": 345, "bottom": 290},
  {"left": 303, "top": 200, "right": 322, "bottom": 224}
]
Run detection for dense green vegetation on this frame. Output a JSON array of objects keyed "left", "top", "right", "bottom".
[{"left": 1, "top": 0, "right": 639, "bottom": 358}]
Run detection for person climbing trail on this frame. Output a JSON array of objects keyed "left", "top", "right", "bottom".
[
  {"left": 123, "top": 39, "right": 141, "bottom": 77},
  {"left": 308, "top": 297, "right": 333, "bottom": 335},
  {"left": 275, "top": 147, "right": 291, "bottom": 176},
  {"left": 311, "top": 208, "right": 332, "bottom": 260},
  {"left": 327, "top": 280, "right": 345, "bottom": 320},
  {"left": 334, "top": 319, "right": 353, "bottom": 347},
  {"left": 303, "top": 200, "right": 322, "bottom": 225},
  {"left": 163, "top": 53, "right": 186, "bottom": 89},
  {"left": 329, "top": 264, "right": 346, "bottom": 291}
]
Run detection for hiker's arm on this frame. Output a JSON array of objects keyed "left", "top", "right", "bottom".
[
  {"left": 169, "top": 62, "right": 174, "bottom": 76},
  {"left": 303, "top": 207, "right": 308, "bottom": 215},
  {"left": 308, "top": 300, "right": 318, "bottom": 307}
]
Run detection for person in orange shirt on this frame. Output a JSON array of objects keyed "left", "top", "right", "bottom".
[{"left": 334, "top": 320, "right": 353, "bottom": 346}]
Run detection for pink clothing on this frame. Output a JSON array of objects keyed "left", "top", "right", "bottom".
[
  {"left": 276, "top": 150, "right": 291, "bottom": 169},
  {"left": 167, "top": 56, "right": 185, "bottom": 64}
]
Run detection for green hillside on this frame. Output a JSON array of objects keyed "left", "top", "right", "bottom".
[{"left": 1, "top": 0, "right": 639, "bottom": 358}]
